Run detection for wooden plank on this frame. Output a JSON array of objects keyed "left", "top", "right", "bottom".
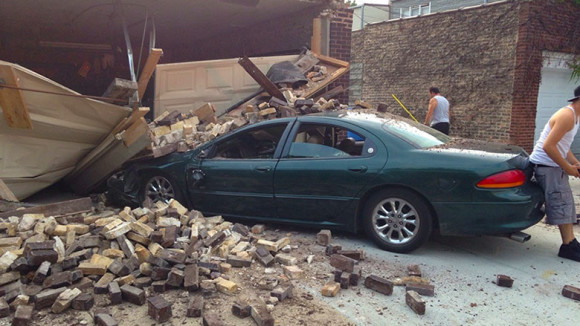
[
  {"left": 238, "top": 57, "right": 285, "bottom": 101},
  {"left": 138, "top": 48, "right": 163, "bottom": 101},
  {"left": 0, "top": 65, "right": 33, "bottom": 129},
  {"left": 111, "top": 107, "right": 149, "bottom": 135},
  {"left": 0, "top": 179, "right": 18, "bottom": 202},
  {"left": 0, "top": 197, "right": 92, "bottom": 219},
  {"left": 314, "top": 85, "right": 347, "bottom": 102},
  {"left": 315, "top": 53, "right": 349, "bottom": 68},
  {"left": 311, "top": 18, "right": 322, "bottom": 55},
  {"left": 123, "top": 117, "right": 149, "bottom": 147}
]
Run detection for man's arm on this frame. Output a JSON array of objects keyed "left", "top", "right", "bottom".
[
  {"left": 543, "top": 109, "right": 580, "bottom": 177},
  {"left": 425, "top": 98, "right": 437, "bottom": 125}
]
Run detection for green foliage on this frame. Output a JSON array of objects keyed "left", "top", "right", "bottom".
[{"left": 344, "top": 0, "right": 357, "bottom": 6}]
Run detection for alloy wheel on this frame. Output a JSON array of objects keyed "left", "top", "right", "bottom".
[
  {"left": 372, "top": 197, "right": 420, "bottom": 245},
  {"left": 144, "top": 176, "right": 175, "bottom": 204}
]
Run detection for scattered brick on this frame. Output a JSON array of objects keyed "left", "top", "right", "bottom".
[
  {"left": 321, "top": 281, "right": 341, "bottom": 297},
  {"left": 184, "top": 264, "right": 199, "bottom": 291},
  {"left": 562, "top": 284, "right": 580, "bottom": 301},
  {"left": 326, "top": 244, "right": 342, "bottom": 256},
  {"left": 108, "top": 282, "right": 122, "bottom": 305},
  {"left": 364, "top": 275, "right": 393, "bottom": 295},
  {"left": 186, "top": 296, "right": 204, "bottom": 317},
  {"left": 406, "top": 282, "right": 435, "bottom": 296},
  {"left": 147, "top": 295, "right": 172, "bottom": 323},
  {"left": 406, "top": 290, "right": 426, "bottom": 315},
  {"left": 34, "top": 287, "right": 67, "bottom": 309},
  {"left": 121, "top": 284, "right": 146, "bottom": 305},
  {"left": 232, "top": 301, "right": 251, "bottom": 318},
  {"left": 337, "top": 249, "right": 365, "bottom": 261},
  {"left": 13, "top": 304, "right": 33, "bottom": 326},
  {"left": 330, "top": 254, "right": 356, "bottom": 273},
  {"left": 271, "top": 284, "right": 293, "bottom": 302},
  {"left": 51, "top": 288, "right": 81, "bottom": 313},
  {"left": 407, "top": 264, "right": 422, "bottom": 277},
  {"left": 316, "top": 229, "right": 331, "bottom": 246},
  {"left": 251, "top": 303, "right": 275, "bottom": 326},
  {"left": 203, "top": 312, "right": 223, "bottom": 326},
  {"left": 283, "top": 265, "right": 304, "bottom": 279},
  {"left": 72, "top": 293, "right": 94, "bottom": 310},
  {"left": 0, "top": 297, "right": 8, "bottom": 317},
  {"left": 95, "top": 313, "right": 118, "bottom": 326},
  {"left": 496, "top": 274, "right": 514, "bottom": 288}
]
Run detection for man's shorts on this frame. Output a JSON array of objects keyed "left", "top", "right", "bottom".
[{"left": 534, "top": 165, "right": 576, "bottom": 225}]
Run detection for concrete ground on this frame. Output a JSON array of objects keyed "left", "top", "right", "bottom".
[{"left": 301, "top": 178, "right": 580, "bottom": 326}]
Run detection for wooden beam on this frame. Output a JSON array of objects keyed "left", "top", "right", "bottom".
[
  {"left": 138, "top": 48, "right": 163, "bottom": 101},
  {"left": 123, "top": 117, "right": 149, "bottom": 147},
  {"left": 0, "top": 179, "right": 18, "bottom": 202},
  {"left": 0, "top": 65, "right": 32, "bottom": 129},
  {"left": 111, "top": 107, "right": 150, "bottom": 135},
  {"left": 311, "top": 18, "right": 322, "bottom": 55},
  {"left": 238, "top": 56, "right": 285, "bottom": 101},
  {"left": 0, "top": 197, "right": 92, "bottom": 219}
]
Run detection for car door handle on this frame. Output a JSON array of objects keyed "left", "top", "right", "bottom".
[
  {"left": 255, "top": 166, "right": 272, "bottom": 172},
  {"left": 348, "top": 166, "right": 368, "bottom": 173}
]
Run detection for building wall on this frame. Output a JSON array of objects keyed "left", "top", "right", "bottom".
[
  {"left": 352, "top": 1, "right": 520, "bottom": 142},
  {"left": 169, "top": 6, "right": 326, "bottom": 62},
  {"left": 352, "top": 0, "right": 580, "bottom": 151},
  {"left": 390, "top": 0, "right": 505, "bottom": 18},
  {"left": 511, "top": 0, "right": 580, "bottom": 151},
  {"left": 328, "top": 7, "right": 353, "bottom": 104}
]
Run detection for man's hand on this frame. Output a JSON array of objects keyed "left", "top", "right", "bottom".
[{"left": 563, "top": 163, "right": 580, "bottom": 178}]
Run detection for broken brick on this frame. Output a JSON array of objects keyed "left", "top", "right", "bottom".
[
  {"left": 184, "top": 264, "right": 199, "bottom": 291},
  {"left": 325, "top": 244, "right": 342, "bottom": 256},
  {"left": 203, "top": 312, "right": 223, "bottom": 326},
  {"left": 95, "top": 313, "right": 118, "bottom": 326},
  {"left": 232, "top": 301, "right": 251, "bottom": 318},
  {"left": 271, "top": 284, "right": 293, "bottom": 302},
  {"left": 108, "top": 282, "right": 122, "bottom": 305},
  {"left": 337, "top": 249, "right": 365, "bottom": 261},
  {"left": 321, "top": 281, "right": 340, "bottom": 297},
  {"left": 34, "top": 287, "right": 67, "bottom": 309},
  {"left": 13, "top": 304, "right": 33, "bottom": 326},
  {"left": 0, "top": 297, "right": 9, "bottom": 317},
  {"left": 251, "top": 303, "right": 275, "bottom": 326},
  {"left": 407, "top": 264, "right": 421, "bottom": 277}
]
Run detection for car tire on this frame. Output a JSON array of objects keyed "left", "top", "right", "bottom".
[
  {"left": 139, "top": 173, "right": 183, "bottom": 207},
  {"left": 363, "top": 188, "right": 432, "bottom": 253}
]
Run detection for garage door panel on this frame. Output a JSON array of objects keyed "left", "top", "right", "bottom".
[{"left": 155, "top": 55, "right": 299, "bottom": 117}]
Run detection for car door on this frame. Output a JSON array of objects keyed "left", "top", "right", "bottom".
[
  {"left": 187, "top": 120, "right": 294, "bottom": 218},
  {"left": 273, "top": 118, "right": 387, "bottom": 226}
]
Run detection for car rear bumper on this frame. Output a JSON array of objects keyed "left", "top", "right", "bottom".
[{"left": 433, "top": 187, "right": 545, "bottom": 236}]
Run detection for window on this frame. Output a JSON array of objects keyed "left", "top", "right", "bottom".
[
  {"left": 210, "top": 124, "right": 287, "bottom": 159},
  {"left": 287, "top": 123, "right": 373, "bottom": 159}
]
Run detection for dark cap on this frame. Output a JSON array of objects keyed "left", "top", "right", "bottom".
[{"left": 568, "top": 85, "right": 580, "bottom": 102}]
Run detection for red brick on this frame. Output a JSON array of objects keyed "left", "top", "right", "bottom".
[
  {"left": 364, "top": 275, "right": 393, "bottom": 295},
  {"left": 147, "top": 295, "right": 172, "bottom": 322}
]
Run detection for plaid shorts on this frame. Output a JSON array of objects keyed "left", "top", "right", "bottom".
[{"left": 534, "top": 165, "right": 576, "bottom": 225}]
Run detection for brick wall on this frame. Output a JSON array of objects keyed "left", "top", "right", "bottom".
[
  {"left": 169, "top": 6, "right": 326, "bottom": 62},
  {"left": 328, "top": 8, "right": 353, "bottom": 104},
  {"left": 352, "top": 1, "right": 520, "bottom": 142},
  {"left": 511, "top": 0, "right": 580, "bottom": 151},
  {"left": 353, "top": 0, "right": 580, "bottom": 150}
]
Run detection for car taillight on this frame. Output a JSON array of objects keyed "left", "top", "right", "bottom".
[{"left": 476, "top": 170, "right": 526, "bottom": 188}]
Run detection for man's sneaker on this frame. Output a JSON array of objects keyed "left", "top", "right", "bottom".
[{"left": 558, "top": 238, "right": 580, "bottom": 262}]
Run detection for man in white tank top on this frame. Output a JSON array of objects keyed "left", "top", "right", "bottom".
[
  {"left": 529, "top": 85, "right": 580, "bottom": 262},
  {"left": 424, "top": 87, "right": 450, "bottom": 135}
]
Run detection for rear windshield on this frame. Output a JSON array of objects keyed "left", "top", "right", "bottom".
[{"left": 381, "top": 118, "right": 450, "bottom": 148}]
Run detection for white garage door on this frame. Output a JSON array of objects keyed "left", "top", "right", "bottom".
[{"left": 535, "top": 61, "right": 578, "bottom": 155}]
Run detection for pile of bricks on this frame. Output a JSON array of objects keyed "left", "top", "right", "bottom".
[{"left": 0, "top": 198, "right": 304, "bottom": 325}]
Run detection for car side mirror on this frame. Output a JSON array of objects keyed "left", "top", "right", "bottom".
[{"left": 197, "top": 149, "right": 208, "bottom": 159}]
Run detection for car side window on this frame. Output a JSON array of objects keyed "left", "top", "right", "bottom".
[
  {"left": 210, "top": 124, "right": 287, "bottom": 159},
  {"left": 288, "top": 123, "right": 373, "bottom": 158}
]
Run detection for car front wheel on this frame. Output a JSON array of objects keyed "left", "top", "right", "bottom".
[
  {"left": 140, "top": 174, "right": 182, "bottom": 207},
  {"left": 363, "top": 189, "right": 432, "bottom": 253}
]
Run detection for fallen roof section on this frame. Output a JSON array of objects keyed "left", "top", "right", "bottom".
[{"left": 0, "top": 60, "right": 133, "bottom": 200}]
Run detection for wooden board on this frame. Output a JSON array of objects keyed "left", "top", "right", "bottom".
[
  {"left": 311, "top": 18, "right": 322, "bottom": 55},
  {"left": 303, "top": 53, "right": 349, "bottom": 99},
  {"left": 138, "top": 48, "right": 163, "bottom": 101},
  {"left": 123, "top": 117, "right": 149, "bottom": 147},
  {"left": 238, "top": 57, "right": 285, "bottom": 101},
  {"left": 0, "top": 65, "right": 32, "bottom": 129},
  {"left": 0, "top": 197, "right": 92, "bottom": 219},
  {"left": 0, "top": 179, "right": 18, "bottom": 202}
]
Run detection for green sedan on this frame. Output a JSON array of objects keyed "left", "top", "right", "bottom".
[{"left": 107, "top": 111, "right": 545, "bottom": 253}]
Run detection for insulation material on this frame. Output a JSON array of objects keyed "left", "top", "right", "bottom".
[{"left": 0, "top": 60, "right": 132, "bottom": 200}]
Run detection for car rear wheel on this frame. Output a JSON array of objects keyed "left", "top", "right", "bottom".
[
  {"left": 363, "top": 189, "right": 432, "bottom": 253},
  {"left": 139, "top": 174, "right": 182, "bottom": 206}
]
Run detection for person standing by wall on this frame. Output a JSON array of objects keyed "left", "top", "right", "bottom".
[
  {"left": 424, "top": 87, "right": 450, "bottom": 135},
  {"left": 529, "top": 85, "right": 580, "bottom": 262}
]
